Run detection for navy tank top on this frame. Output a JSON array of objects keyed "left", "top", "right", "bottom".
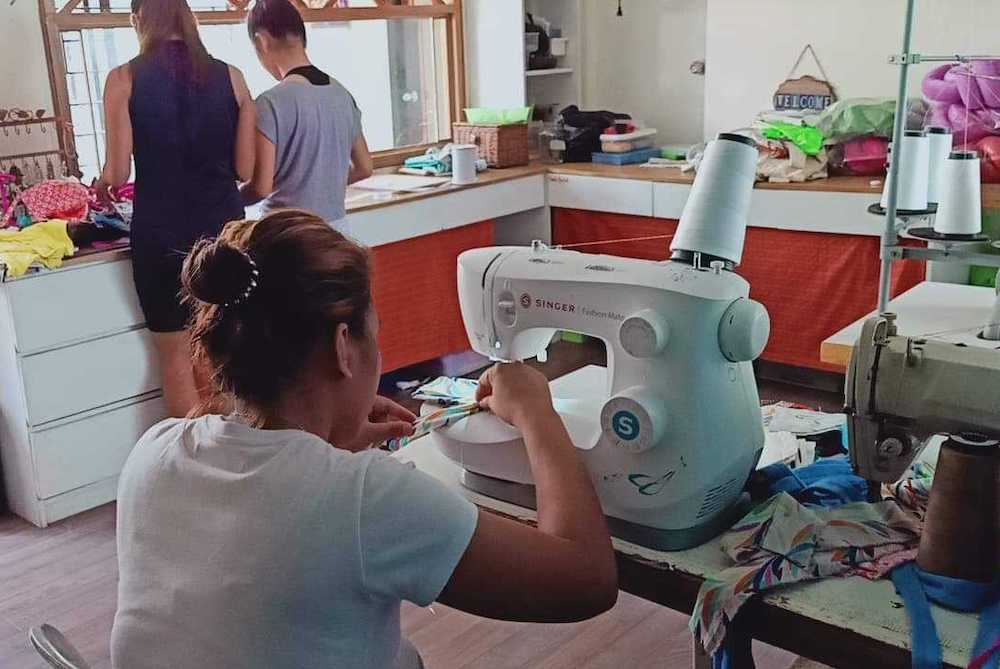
[{"left": 128, "top": 42, "right": 242, "bottom": 249}]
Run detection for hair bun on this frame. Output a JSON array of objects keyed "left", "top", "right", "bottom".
[{"left": 182, "top": 238, "right": 258, "bottom": 307}]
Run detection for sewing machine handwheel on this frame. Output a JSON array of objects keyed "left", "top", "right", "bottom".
[{"left": 719, "top": 298, "right": 770, "bottom": 362}]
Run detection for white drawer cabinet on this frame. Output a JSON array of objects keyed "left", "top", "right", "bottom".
[
  {"left": 33, "top": 395, "right": 166, "bottom": 500},
  {"left": 547, "top": 174, "right": 653, "bottom": 216},
  {"left": 21, "top": 327, "right": 160, "bottom": 427},
  {"left": 0, "top": 256, "right": 167, "bottom": 527},
  {"left": 6, "top": 257, "right": 145, "bottom": 354}
]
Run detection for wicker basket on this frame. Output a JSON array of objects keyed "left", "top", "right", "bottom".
[{"left": 452, "top": 123, "right": 530, "bottom": 168}]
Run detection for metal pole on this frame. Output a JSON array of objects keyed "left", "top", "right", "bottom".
[
  {"left": 897, "top": 54, "right": 1000, "bottom": 62},
  {"left": 878, "top": 0, "right": 917, "bottom": 314}
]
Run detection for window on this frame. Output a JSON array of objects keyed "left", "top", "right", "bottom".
[{"left": 40, "top": 0, "right": 465, "bottom": 181}]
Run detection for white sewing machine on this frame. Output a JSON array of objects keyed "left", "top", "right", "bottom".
[{"left": 430, "top": 134, "right": 772, "bottom": 550}]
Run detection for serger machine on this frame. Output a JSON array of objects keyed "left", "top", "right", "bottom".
[{"left": 430, "top": 134, "right": 772, "bottom": 550}]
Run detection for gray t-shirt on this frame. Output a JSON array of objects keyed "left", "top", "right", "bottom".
[
  {"left": 111, "top": 415, "right": 477, "bottom": 669},
  {"left": 257, "top": 77, "right": 362, "bottom": 224}
]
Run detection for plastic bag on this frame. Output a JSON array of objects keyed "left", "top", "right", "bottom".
[
  {"left": 814, "top": 97, "right": 929, "bottom": 144},
  {"left": 761, "top": 122, "right": 825, "bottom": 156}
]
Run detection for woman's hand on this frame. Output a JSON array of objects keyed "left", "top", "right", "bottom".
[
  {"left": 92, "top": 178, "right": 113, "bottom": 207},
  {"left": 340, "top": 396, "right": 416, "bottom": 451},
  {"left": 476, "top": 363, "right": 556, "bottom": 428}
]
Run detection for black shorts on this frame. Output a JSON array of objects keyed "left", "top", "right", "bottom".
[{"left": 131, "top": 244, "right": 192, "bottom": 333}]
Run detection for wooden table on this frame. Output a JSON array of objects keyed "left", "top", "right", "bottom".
[
  {"left": 395, "top": 441, "right": 979, "bottom": 669},
  {"left": 820, "top": 281, "right": 999, "bottom": 371}
]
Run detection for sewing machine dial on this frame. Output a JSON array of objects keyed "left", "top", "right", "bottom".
[
  {"left": 619, "top": 310, "right": 669, "bottom": 358},
  {"left": 600, "top": 389, "right": 667, "bottom": 453}
]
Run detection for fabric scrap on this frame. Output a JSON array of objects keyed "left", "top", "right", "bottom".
[
  {"left": 757, "top": 141, "right": 828, "bottom": 183},
  {"left": 691, "top": 492, "right": 921, "bottom": 656},
  {"left": 411, "top": 376, "right": 479, "bottom": 405},
  {"left": 883, "top": 460, "right": 935, "bottom": 520},
  {"left": 0, "top": 219, "right": 75, "bottom": 277},
  {"left": 761, "top": 402, "right": 847, "bottom": 436}
]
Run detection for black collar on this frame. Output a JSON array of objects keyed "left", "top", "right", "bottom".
[{"left": 284, "top": 65, "right": 330, "bottom": 86}]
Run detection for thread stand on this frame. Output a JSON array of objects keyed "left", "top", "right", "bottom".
[{"left": 877, "top": 2, "right": 1000, "bottom": 312}]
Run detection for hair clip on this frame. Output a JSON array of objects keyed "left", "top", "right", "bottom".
[{"left": 223, "top": 258, "right": 260, "bottom": 307}]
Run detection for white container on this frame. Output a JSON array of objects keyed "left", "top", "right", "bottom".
[
  {"left": 451, "top": 144, "right": 478, "bottom": 185},
  {"left": 934, "top": 150, "right": 982, "bottom": 235},
  {"left": 880, "top": 130, "right": 930, "bottom": 211},
  {"left": 600, "top": 127, "right": 658, "bottom": 153},
  {"left": 926, "top": 126, "right": 953, "bottom": 204},
  {"left": 550, "top": 37, "right": 568, "bottom": 56}
]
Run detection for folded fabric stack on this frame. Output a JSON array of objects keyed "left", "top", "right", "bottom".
[{"left": 403, "top": 146, "right": 453, "bottom": 177}]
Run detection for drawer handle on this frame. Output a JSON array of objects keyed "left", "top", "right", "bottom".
[{"left": 548, "top": 175, "right": 569, "bottom": 183}]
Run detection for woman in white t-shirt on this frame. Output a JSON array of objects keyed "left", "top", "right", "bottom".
[{"left": 110, "top": 209, "right": 618, "bottom": 669}]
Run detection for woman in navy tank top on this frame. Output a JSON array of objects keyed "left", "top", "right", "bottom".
[{"left": 95, "top": 0, "right": 255, "bottom": 416}]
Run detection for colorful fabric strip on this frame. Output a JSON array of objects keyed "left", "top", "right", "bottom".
[{"left": 384, "top": 402, "right": 481, "bottom": 452}]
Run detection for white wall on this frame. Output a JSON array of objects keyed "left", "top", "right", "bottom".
[
  {"left": 581, "top": 0, "right": 706, "bottom": 145},
  {"left": 704, "top": 0, "right": 1000, "bottom": 139},
  {"left": 1, "top": 0, "right": 59, "bottom": 157},
  {"left": 464, "top": 0, "right": 526, "bottom": 109}
]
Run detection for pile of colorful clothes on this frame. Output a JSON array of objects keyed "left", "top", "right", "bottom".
[{"left": 0, "top": 175, "right": 133, "bottom": 277}]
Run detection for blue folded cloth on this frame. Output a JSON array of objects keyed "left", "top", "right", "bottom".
[{"left": 755, "top": 454, "right": 868, "bottom": 508}]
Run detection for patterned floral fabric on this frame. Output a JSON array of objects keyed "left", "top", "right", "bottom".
[
  {"left": 5, "top": 180, "right": 90, "bottom": 226},
  {"left": 691, "top": 492, "right": 922, "bottom": 655},
  {"left": 833, "top": 460, "right": 937, "bottom": 581},
  {"left": 883, "top": 460, "right": 935, "bottom": 520}
]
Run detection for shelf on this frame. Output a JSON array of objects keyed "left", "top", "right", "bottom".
[{"left": 526, "top": 68, "right": 574, "bottom": 78}]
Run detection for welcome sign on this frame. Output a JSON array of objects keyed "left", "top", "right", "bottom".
[
  {"left": 774, "top": 45, "right": 837, "bottom": 112},
  {"left": 774, "top": 75, "right": 836, "bottom": 111}
]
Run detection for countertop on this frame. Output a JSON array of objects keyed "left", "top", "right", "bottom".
[
  {"left": 820, "top": 281, "right": 1000, "bottom": 370},
  {"left": 14, "top": 161, "right": 1000, "bottom": 276},
  {"left": 347, "top": 160, "right": 1000, "bottom": 209},
  {"left": 345, "top": 163, "right": 546, "bottom": 213}
]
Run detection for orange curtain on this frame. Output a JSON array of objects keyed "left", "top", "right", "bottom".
[
  {"left": 371, "top": 220, "right": 495, "bottom": 372},
  {"left": 552, "top": 208, "right": 925, "bottom": 372}
]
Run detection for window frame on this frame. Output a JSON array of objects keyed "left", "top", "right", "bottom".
[{"left": 38, "top": 0, "right": 466, "bottom": 175}]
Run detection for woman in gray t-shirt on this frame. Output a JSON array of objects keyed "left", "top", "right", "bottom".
[{"left": 241, "top": 0, "right": 373, "bottom": 227}]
